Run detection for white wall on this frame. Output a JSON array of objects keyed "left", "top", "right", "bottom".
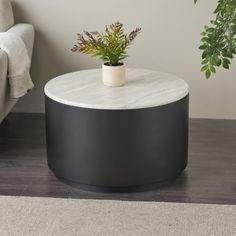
[{"left": 12, "top": 0, "right": 236, "bottom": 119}]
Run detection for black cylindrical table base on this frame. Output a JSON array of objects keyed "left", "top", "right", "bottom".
[{"left": 45, "top": 95, "right": 189, "bottom": 193}]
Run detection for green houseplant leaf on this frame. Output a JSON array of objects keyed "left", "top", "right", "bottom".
[
  {"left": 195, "top": 0, "right": 236, "bottom": 78},
  {"left": 71, "top": 22, "right": 141, "bottom": 66}
]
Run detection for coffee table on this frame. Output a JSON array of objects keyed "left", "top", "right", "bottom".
[{"left": 44, "top": 69, "right": 189, "bottom": 192}]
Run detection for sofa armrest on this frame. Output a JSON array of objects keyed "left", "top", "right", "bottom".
[
  {"left": 7, "top": 23, "right": 35, "bottom": 60},
  {"left": 0, "top": 48, "right": 17, "bottom": 123},
  {"left": 0, "top": 49, "right": 8, "bottom": 82}
]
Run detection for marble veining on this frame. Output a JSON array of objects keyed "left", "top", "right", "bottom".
[{"left": 44, "top": 69, "right": 189, "bottom": 110}]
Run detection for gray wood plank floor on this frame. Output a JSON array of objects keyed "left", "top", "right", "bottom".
[{"left": 0, "top": 113, "right": 235, "bottom": 204}]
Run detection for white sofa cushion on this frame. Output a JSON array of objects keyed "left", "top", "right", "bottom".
[{"left": 0, "top": 0, "right": 14, "bottom": 32}]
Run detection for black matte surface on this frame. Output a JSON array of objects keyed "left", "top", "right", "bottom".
[{"left": 45, "top": 96, "right": 189, "bottom": 192}]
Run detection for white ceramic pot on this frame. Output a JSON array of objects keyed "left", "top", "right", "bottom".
[{"left": 102, "top": 64, "right": 125, "bottom": 87}]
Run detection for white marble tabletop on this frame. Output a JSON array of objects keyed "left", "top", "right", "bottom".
[{"left": 44, "top": 69, "right": 189, "bottom": 110}]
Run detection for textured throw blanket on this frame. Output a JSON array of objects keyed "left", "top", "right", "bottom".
[{"left": 0, "top": 32, "right": 34, "bottom": 98}]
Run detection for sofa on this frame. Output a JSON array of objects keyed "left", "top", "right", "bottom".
[{"left": 0, "top": 0, "right": 34, "bottom": 123}]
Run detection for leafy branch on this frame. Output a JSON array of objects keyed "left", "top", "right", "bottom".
[
  {"left": 72, "top": 22, "right": 141, "bottom": 66},
  {"left": 195, "top": 0, "right": 236, "bottom": 78}
]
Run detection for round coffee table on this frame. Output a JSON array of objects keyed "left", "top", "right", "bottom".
[{"left": 44, "top": 69, "right": 189, "bottom": 192}]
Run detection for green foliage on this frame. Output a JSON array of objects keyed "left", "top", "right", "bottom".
[
  {"left": 195, "top": 0, "right": 236, "bottom": 78},
  {"left": 72, "top": 22, "right": 141, "bottom": 66}
]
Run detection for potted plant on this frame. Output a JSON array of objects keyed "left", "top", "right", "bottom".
[
  {"left": 71, "top": 22, "right": 141, "bottom": 87},
  {"left": 195, "top": 0, "right": 236, "bottom": 78}
]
